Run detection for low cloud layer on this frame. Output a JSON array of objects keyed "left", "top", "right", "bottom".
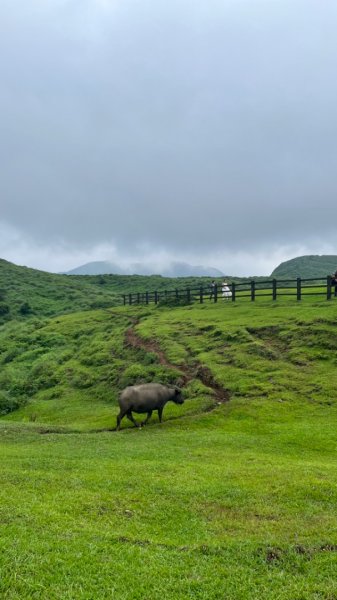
[{"left": 1, "top": 0, "right": 337, "bottom": 275}]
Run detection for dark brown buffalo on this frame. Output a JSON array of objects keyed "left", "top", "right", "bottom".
[{"left": 116, "top": 383, "right": 184, "bottom": 430}]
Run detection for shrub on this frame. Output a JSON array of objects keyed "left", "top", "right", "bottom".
[
  {"left": 0, "top": 391, "right": 21, "bottom": 415},
  {"left": 119, "top": 363, "right": 182, "bottom": 389},
  {"left": 1, "top": 345, "right": 24, "bottom": 364},
  {"left": 56, "top": 350, "right": 74, "bottom": 364},
  {"left": 157, "top": 296, "right": 192, "bottom": 308},
  {"left": 78, "top": 344, "right": 111, "bottom": 366},
  {"left": 142, "top": 351, "right": 159, "bottom": 365},
  {"left": 31, "top": 359, "right": 60, "bottom": 389},
  {"left": 19, "top": 302, "right": 32, "bottom": 315},
  {"left": 89, "top": 300, "right": 114, "bottom": 309},
  {"left": 119, "top": 364, "right": 149, "bottom": 388},
  {"left": 69, "top": 368, "right": 97, "bottom": 389},
  {"left": 184, "top": 379, "right": 213, "bottom": 397},
  {"left": 0, "top": 366, "right": 35, "bottom": 397},
  {"left": 0, "top": 303, "right": 10, "bottom": 316}
]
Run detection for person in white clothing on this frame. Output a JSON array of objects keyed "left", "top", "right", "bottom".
[{"left": 221, "top": 280, "right": 232, "bottom": 300}]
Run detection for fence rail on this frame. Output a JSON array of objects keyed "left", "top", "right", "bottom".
[{"left": 122, "top": 276, "right": 337, "bottom": 306}]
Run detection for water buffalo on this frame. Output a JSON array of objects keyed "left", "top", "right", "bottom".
[{"left": 116, "top": 383, "right": 184, "bottom": 430}]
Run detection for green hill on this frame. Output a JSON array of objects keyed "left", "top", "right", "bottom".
[
  {"left": 1, "top": 258, "right": 337, "bottom": 598},
  {"left": 0, "top": 258, "right": 224, "bottom": 323},
  {"left": 271, "top": 254, "right": 337, "bottom": 278},
  {"left": 0, "top": 258, "right": 122, "bottom": 321},
  {"left": 0, "top": 257, "right": 268, "bottom": 324}
]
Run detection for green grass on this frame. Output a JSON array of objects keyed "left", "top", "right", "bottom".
[
  {"left": 1, "top": 290, "right": 337, "bottom": 598},
  {"left": 1, "top": 402, "right": 337, "bottom": 599}
]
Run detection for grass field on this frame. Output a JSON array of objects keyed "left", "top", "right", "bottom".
[{"left": 1, "top": 295, "right": 337, "bottom": 598}]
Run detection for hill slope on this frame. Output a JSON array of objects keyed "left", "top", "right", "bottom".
[
  {"left": 271, "top": 254, "right": 337, "bottom": 278},
  {"left": 1, "top": 297, "right": 337, "bottom": 598},
  {"left": 1, "top": 293, "right": 337, "bottom": 428},
  {"left": 0, "top": 257, "right": 257, "bottom": 323},
  {"left": 0, "top": 258, "right": 121, "bottom": 321},
  {"left": 0, "top": 258, "right": 222, "bottom": 323}
]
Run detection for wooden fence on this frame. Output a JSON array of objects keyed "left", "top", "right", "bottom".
[{"left": 122, "top": 276, "right": 337, "bottom": 306}]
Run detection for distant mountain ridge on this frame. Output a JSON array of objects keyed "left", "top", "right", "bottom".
[
  {"left": 65, "top": 260, "right": 224, "bottom": 278},
  {"left": 271, "top": 255, "right": 337, "bottom": 279}
]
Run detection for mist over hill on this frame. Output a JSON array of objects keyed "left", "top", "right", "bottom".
[
  {"left": 64, "top": 261, "right": 224, "bottom": 278},
  {"left": 63, "top": 254, "right": 337, "bottom": 280},
  {"left": 271, "top": 255, "right": 337, "bottom": 279}
]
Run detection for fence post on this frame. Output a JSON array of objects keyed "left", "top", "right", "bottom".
[
  {"left": 214, "top": 284, "right": 218, "bottom": 303},
  {"left": 123, "top": 295, "right": 126, "bottom": 306},
  {"left": 199, "top": 286, "right": 203, "bottom": 303},
  {"left": 137, "top": 293, "right": 140, "bottom": 304},
  {"left": 187, "top": 288, "right": 191, "bottom": 303},
  {"left": 146, "top": 292, "right": 149, "bottom": 305},
  {"left": 231, "top": 282, "right": 236, "bottom": 302},
  {"left": 272, "top": 279, "right": 277, "bottom": 301},
  {"left": 327, "top": 276, "right": 332, "bottom": 300},
  {"left": 128, "top": 294, "right": 132, "bottom": 305},
  {"left": 154, "top": 291, "right": 158, "bottom": 304},
  {"left": 296, "top": 278, "right": 301, "bottom": 301},
  {"left": 175, "top": 288, "right": 179, "bottom": 299},
  {"left": 251, "top": 280, "right": 255, "bottom": 301}
]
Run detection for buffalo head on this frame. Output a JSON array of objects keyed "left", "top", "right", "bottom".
[{"left": 172, "top": 386, "right": 184, "bottom": 405}]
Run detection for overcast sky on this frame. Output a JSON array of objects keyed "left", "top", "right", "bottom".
[{"left": 1, "top": 0, "right": 337, "bottom": 276}]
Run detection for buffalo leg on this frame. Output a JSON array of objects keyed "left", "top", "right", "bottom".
[
  {"left": 141, "top": 411, "right": 152, "bottom": 426},
  {"left": 116, "top": 410, "right": 127, "bottom": 431},
  {"left": 157, "top": 407, "right": 163, "bottom": 423},
  {"left": 126, "top": 410, "right": 140, "bottom": 428}
]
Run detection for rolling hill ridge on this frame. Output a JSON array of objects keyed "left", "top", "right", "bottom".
[{"left": 271, "top": 254, "right": 337, "bottom": 278}]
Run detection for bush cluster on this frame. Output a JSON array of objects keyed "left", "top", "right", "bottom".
[
  {"left": 0, "top": 391, "right": 23, "bottom": 415},
  {"left": 157, "top": 296, "right": 192, "bottom": 308},
  {"left": 119, "top": 363, "right": 182, "bottom": 389}
]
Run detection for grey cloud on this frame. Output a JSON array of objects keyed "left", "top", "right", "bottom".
[{"left": 1, "top": 0, "right": 337, "bottom": 270}]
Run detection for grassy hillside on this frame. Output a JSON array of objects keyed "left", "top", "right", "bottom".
[
  {"left": 0, "top": 258, "right": 122, "bottom": 320},
  {"left": 0, "top": 308, "right": 204, "bottom": 426},
  {"left": 3, "top": 294, "right": 336, "bottom": 428},
  {"left": 0, "top": 258, "right": 218, "bottom": 323},
  {"left": 1, "top": 275, "right": 337, "bottom": 598},
  {"left": 0, "top": 257, "right": 270, "bottom": 324},
  {"left": 271, "top": 254, "right": 337, "bottom": 278}
]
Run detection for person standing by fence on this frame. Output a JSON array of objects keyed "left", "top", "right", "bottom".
[
  {"left": 209, "top": 280, "right": 216, "bottom": 300},
  {"left": 331, "top": 270, "right": 337, "bottom": 296},
  {"left": 221, "top": 280, "right": 232, "bottom": 300}
]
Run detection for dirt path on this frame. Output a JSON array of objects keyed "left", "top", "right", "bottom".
[{"left": 125, "top": 325, "right": 230, "bottom": 406}]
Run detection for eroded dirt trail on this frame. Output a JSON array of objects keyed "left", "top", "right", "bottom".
[{"left": 125, "top": 324, "right": 230, "bottom": 407}]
